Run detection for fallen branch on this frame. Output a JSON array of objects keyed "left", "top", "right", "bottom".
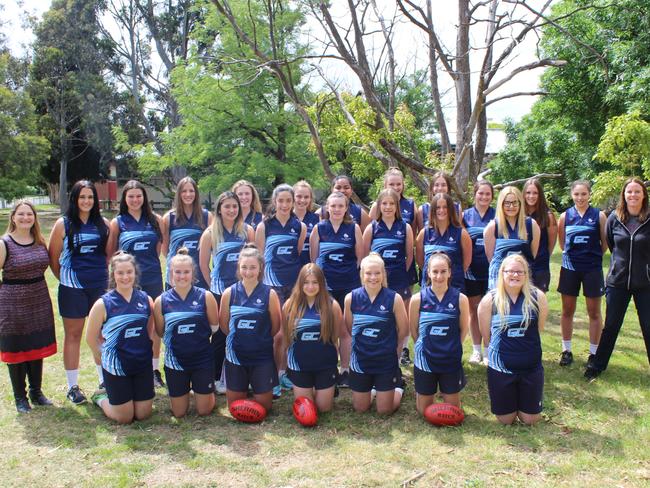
[
  {"left": 401, "top": 470, "right": 426, "bottom": 487},
  {"left": 494, "top": 173, "right": 562, "bottom": 189}
]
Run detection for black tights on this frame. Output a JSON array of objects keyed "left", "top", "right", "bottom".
[{"left": 7, "top": 359, "right": 43, "bottom": 400}]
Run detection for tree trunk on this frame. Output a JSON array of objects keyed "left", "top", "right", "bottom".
[{"left": 454, "top": 0, "right": 472, "bottom": 191}]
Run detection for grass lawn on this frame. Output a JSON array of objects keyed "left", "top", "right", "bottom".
[{"left": 0, "top": 211, "right": 649, "bottom": 487}]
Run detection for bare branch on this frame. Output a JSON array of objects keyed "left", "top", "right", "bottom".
[
  {"left": 485, "top": 90, "right": 548, "bottom": 106},
  {"left": 484, "top": 59, "right": 567, "bottom": 96},
  {"left": 494, "top": 173, "right": 562, "bottom": 190}
]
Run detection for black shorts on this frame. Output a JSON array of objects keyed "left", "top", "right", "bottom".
[
  {"left": 532, "top": 270, "right": 550, "bottom": 292},
  {"left": 328, "top": 289, "right": 351, "bottom": 310},
  {"left": 272, "top": 285, "right": 293, "bottom": 305},
  {"left": 141, "top": 280, "right": 163, "bottom": 300},
  {"left": 165, "top": 366, "right": 215, "bottom": 397},
  {"left": 557, "top": 268, "right": 604, "bottom": 298},
  {"left": 58, "top": 285, "right": 104, "bottom": 318},
  {"left": 103, "top": 368, "right": 155, "bottom": 406},
  {"left": 464, "top": 279, "right": 488, "bottom": 298},
  {"left": 349, "top": 367, "right": 402, "bottom": 393},
  {"left": 487, "top": 366, "right": 544, "bottom": 416},
  {"left": 414, "top": 366, "right": 466, "bottom": 395},
  {"left": 225, "top": 360, "right": 278, "bottom": 394},
  {"left": 287, "top": 367, "right": 338, "bottom": 390}
]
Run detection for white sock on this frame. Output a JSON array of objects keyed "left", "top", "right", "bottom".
[
  {"left": 65, "top": 369, "right": 79, "bottom": 389},
  {"left": 472, "top": 344, "right": 482, "bottom": 354},
  {"left": 96, "top": 365, "right": 104, "bottom": 384},
  {"left": 395, "top": 387, "right": 404, "bottom": 399},
  {"left": 219, "top": 365, "right": 227, "bottom": 385},
  {"left": 589, "top": 343, "right": 598, "bottom": 355},
  {"left": 152, "top": 358, "right": 160, "bottom": 370},
  {"left": 562, "top": 340, "right": 572, "bottom": 352},
  {"left": 370, "top": 388, "right": 376, "bottom": 403},
  {"left": 340, "top": 367, "right": 349, "bottom": 374}
]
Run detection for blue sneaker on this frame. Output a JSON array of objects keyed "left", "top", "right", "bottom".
[{"left": 279, "top": 373, "right": 293, "bottom": 390}]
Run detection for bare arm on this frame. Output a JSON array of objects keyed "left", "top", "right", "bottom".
[
  {"left": 458, "top": 293, "right": 470, "bottom": 344},
  {"left": 153, "top": 297, "right": 165, "bottom": 338},
  {"left": 255, "top": 222, "right": 266, "bottom": 252},
  {"left": 0, "top": 239, "right": 6, "bottom": 271},
  {"left": 354, "top": 224, "right": 364, "bottom": 266},
  {"left": 85, "top": 299, "right": 107, "bottom": 364},
  {"left": 362, "top": 223, "right": 373, "bottom": 256},
  {"left": 268, "top": 289, "right": 282, "bottom": 337},
  {"left": 343, "top": 292, "right": 353, "bottom": 336},
  {"left": 547, "top": 212, "right": 558, "bottom": 255},
  {"left": 296, "top": 222, "right": 307, "bottom": 258},
  {"left": 599, "top": 211, "right": 608, "bottom": 254},
  {"left": 415, "top": 229, "right": 425, "bottom": 269},
  {"left": 359, "top": 209, "right": 371, "bottom": 232},
  {"left": 460, "top": 228, "right": 472, "bottom": 272},
  {"left": 309, "top": 225, "right": 320, "bottom": 263},
  {"left": 537, "top": 291, "right": 548, "bottom": 332},
  {"left": 408, "top": 293, "right": 421, "bottom": 341},
  {"left": 198, "top": 228, "right": 213, "bottom": 288},
  {"left": 405, "top": 223, "right": 414, "bottom": 270},
  {"left": 557, "top": 213, "right": 566, "bottom": 251},
  {"left": 146, "top": 297, "right": 156, "bottom": 341},
  {"left": 106, "top": 218, "right": 120, "bottom": 257},
  {"left": 47, "top": 218, "right": 65, "bottom": 280},
  {"left": 161, "top": 213, "right": 170, "bottom": 257},
  {"left": 219, "top": 288, "right": 232, "bottom": 335},
  {"left": 483, "top": 221, "right": 496, "bottom": 262},
  {"left": 205, "top": 291, "right": 220, "bottom": 333},
  {"left": 368, "top": 202, "right": 378, "bottom": 221},
  {"left": 477, "top": 294, "right": 493, "bottom": 346},
  {"left": 530, "top": 220, "right": 541, "bottom": 259},
  {"left": 393, "top": 293, "right": 409, "bottom": 351}
]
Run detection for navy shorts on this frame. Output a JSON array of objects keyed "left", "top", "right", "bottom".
[
  {"left": 272, "top": 285, "right": 293, "bottom": 305},
  {"left": 557, "top": 268, "right": 604, "bottom": 298},
  {"left": 414, "top": 366, "right": 466, "bottom": 395},
  {"left": 464, "top": 279, "right": 488, "bottom": 298},
  {"left": 287, "top": 367, "right": 338, "bottom": 390},
  {"left": 328, "top": 289, "right": 351, "bottom": 310},
  {"left": 58, "top": 285, "right": 104, "bottom": 318},
  {"left": 103, "top": 368, "right": 155, "bottom": 406},
  {"left": 390, "top": 285, "right": 412, "bottom": 300},
  {"left": 532, "top": 270, "right": 550, "bottom": 292},
  {"left": 225, "top": 360, "right": 278, "bottom": 394},
  {"left": 165, "top": 366, "right": 215, "bottom": 397},
  {"left": 141, "top": 280, "right": 163, "bottom": 300},
  {"left": 349, "top": 367, "right": 402, "bottom": 393},
  {"left": 487, "top": 366, "right": 544, "bottom": 415}
]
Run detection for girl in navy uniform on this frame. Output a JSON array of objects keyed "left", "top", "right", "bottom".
[
  {"left": 154, "top": 248, "right": 219, "bottom": 417},
  {"left": 416, "top": 193, "right": 472, "bottom": 292},
  {"left": 106, "top": 180, "right": 164, "bottom": 387},
  {"left": 199, "top": 192, "right": 254, "bottom": 393},
  {"left": 325, "top": 175, "right": 371, "bottom": 231},
  {"left": 310, "top": 191, "right": 364, "bottom": 388},
  {"left": 283, "top": 264, "right": 342, "bottom": 412},
  {"left": 49, "top": 180, "right": 110, "bottom": 404},
  {"left": 484, "top": 186, "right": 540, "bottom": 290},
  {"left": 416, "top": 171, "right": 462, "bottom": 230},
  {"left": 463, "top": 181, "right": 496, "bottom": 365},
  {"left": 344, "top": 253, "right": 409, "bottom": 414},
  {"left": 557, "top": 180, "right": 607, "bottom": 367},
  {"left": 409, "top": 253, "right": 469, "bottom": 413},
  {"left": 86, "top": 253, "right": 155, "bottom": 424},
  {"left": 293, "top": 180, "right": 320, "bottom": 268},
  {"left": 162, "top": 177, "right": 213, "bottom": 292},
  {"left": 478, "top": 254, "right": 548, "bottom": 425},
  {"left": 524, "top": 178, "right": 557, "bottom": 292},
  {"left": 219, "top": 245, "right": 282, "bottom": 413},
  {"left": 232, "top": 180, "right": 263, "bottom": 230}
]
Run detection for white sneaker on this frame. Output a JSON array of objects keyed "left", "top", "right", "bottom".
[
  {"left": 482, "top": 357, "right": 489, "bottom": 367},
  {"left": 215, "top": 380, "right": 227, "bottom": 395},
  {"left": 469, "top": 350, "right": 483, "bottom": 364}
]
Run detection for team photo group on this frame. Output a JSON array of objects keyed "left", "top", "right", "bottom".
[{"left": 0, "top": 169, "right": 648, "bottom": 427}]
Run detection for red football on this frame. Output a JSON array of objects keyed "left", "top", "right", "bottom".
[
  {"left": 424, "top": 403, "right": 464, "bottom": 426},
  {"left": 292, "top": 396, "right": 318, "bottom": 427},
  {"left": 229, "top": 399, "right": 267, "bottom": 423}
]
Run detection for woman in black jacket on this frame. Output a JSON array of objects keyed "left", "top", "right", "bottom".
[{"left": 585, "top": 177, "right": 650, "bottom": 379}]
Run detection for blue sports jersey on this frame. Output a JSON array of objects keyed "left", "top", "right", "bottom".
[
  {"left": 370, "top": 219, "right": 410, "bottom": 292},
  {"left": 59, "top": 217, "right": 108, "bottom": 289},
  {"left": 350, "top": 287, "right": 398, "bottom": 374},
  {"left": 167, "top": 209, "right": 209, "bottom": 288},
  {"left": 287, "top": 303, "right": 338, "bottom": 372},
  {"left": 420, "top": 201, "right": 462, "bottom": 228},
  {"left": 463, "top": 206, "right": 495, "bottom": 281},
  {"left": 210, "top": 225, "right": 249, "bottom": 296},
  {"left": 226, "top": 282, "right": 274, "bottom": 366},
  {"left": 349, "top": 203, "right": 363, "bottom": 227},
  {"left": 244, "top": 211, "right": 263, "bottom": 230},
  {"left": 562, "top": 206, "right": 602, "bottom": 272},
  {"left": 422, "top": 225, "right": 465, "bottom": 291},
  {"left": 263, "top": 215, "right": 302, "bottom": 288},
  {"left": 161, "top": 286, "right": 213, "bottom": 371},
  {"left": 532, "top": 220, "right": 549, "bottom": 274},
  {"left": 117, "top": 213, "right": 162, "bottom": 286},
  {"left": 101, "top": 289, "right": 152, "bottom": 376},
  {"left": 488, "top": 218, "right": 534, "bottom": 289},
  {"left": 399, "top": 197, "right": 415, "bottom": 226},
  {"left": 316, "top": 220, "right": 360, "bottom": 291},
  {"left": 414, "top": 286, "right": 462, "bottom": 373},
  {"left": 299, "top": 211, "right": 320, "bottom": 267},
  {"left": 487, "top": 292, "right": 541, "bottom": 374}
]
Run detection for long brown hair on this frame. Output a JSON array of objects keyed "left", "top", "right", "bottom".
[
  {"left": 428, "top": 193, "right": 461, "bottom": 232},
  {"left": 284, "top": 264, "right": 336, "bottom": 345},
  {"left": 322, "top": 192, "right": 353, "bottom": 224},
  {"left": 616, "top": 177, "right": 649, "bottom": 224},
  {"left": 173, "top": 177, "right": 205, "bottom": 228},
  {"left": 375, "top": 188, "right": 402, "bottom": 222},
  {"left": 523, "top": 178, "right": 551, "bottom": 229},
  {"left": 5, "top": 200, "right": 46, "bottom": 246}
]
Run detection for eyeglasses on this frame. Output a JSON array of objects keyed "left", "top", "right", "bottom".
[
  {"left": 503, "top": 200, "right": 520, "bottom": 208},
  {"left": 503, "top": 269, "right": 525, "bottom": 276}
]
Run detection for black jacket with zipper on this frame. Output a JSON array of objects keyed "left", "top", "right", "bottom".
[{"left": 605, "top": 212, "right": 650, "bottom": 290}]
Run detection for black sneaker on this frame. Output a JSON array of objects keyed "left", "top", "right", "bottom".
[
  {"left": 559, "top": 350, "right": 574, "bottom": 367},
  {"left": 584, "top": 366, "right": 600, "bottom": 381},
  {"left": 337, "top": 370, "right": 350, "bottom": 388},
  {"left": 15, "top": 397, "right": 31, "bottom": 413},
  {"left": 153, "top": 370, "right": 165, "bottom": 388},
  {"left": 400, "top": 348, "right": 411, "bottom": 366},
  {"left": 66, "top": 385, "right": 87, "bottom": 405}
]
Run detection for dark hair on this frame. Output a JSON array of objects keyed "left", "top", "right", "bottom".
[
  {"left": 429, "top": 171, "right": 455, "bottom": 198},
  {"left": 65, "top": 180, "right": 108, "bottom": 253},
  {"left": 264, "top": 184, "right": 295, "bottom": 222},
  {"left": 523, "top": 178, "right": 551, "bottom": 229},
  {"left": 119, "top": 180, "right": 161, "bottom": 239},
  {"left": 616, "top": 177, "right": 649, "bottom": 224},
  {"left": 473, "top": 180, "right": 494, "bottom": 199},
  {"left": 428, "top": 193, "right": 461, "bottom": 231},
  {"left": 331, "top": 174, "right": 353, "bottom": 189},
  {"left": 173, "top": 177, "right": 205, "bottom": 228}
]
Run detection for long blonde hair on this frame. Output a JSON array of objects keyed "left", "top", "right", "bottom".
[
  {"left": 284, "top": 264, "right": 336, "bottom": 345},
  {"left": 5, "top": 201, "right": 46, "bottom": 246},
  {"left": 211, "top": 191, "right": 247, "bottom": 250},
  {"left": 495, "top": 186, "right": 527, "bottom": 241},
  {"left": 493, "top": 254, "right": 539, "bottom": 330},
  {"left": 359, "top": 252, "right": 388, "bottom": 288},
  {"left": 232, "top": 180, "right": 262, "bottom": 214}
]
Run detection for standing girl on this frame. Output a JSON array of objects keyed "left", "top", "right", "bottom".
[
  {"left": 557, "top": 180, "right": 607, "bottom": 367},
  {"left": 154, "top": 248, "right": 219, "bottom": 417},
  {"left": 416, "top": 171, "right": 462, "bottom": 230},
  {"left": 86, "top": 253, "right": 155, "bottom": 424},
  {"left": 49, "top": 180, "right": 110, "bottom": 404},
  {"left": 409, "top": 253, "right": 469, "bottom": 414},
  {"left": 106, "top": 180, "right": 164, "bottom": 385},
  {"left": 463, "top": 181, "right": 496, "bottom": 364},
  {"left": 344, "top": 253, "right": 409, "bottom": 414},
  {"left": 220, "top": 245, "right": 282, "bottom": 413},
  {"left": 524, "top": 178, "right": 557, "bottom": 292},
  {"left": 0, "top": 202, "right": 57, "bottom": 412},
  {"left": 478, "top": 254, "right": 548, "bottom": 425},
  {"left": 483, "top": 186, "right": 540, "bottom": 290},
  {"left": 293, "top": 180, "right": 320, "bottom": 268},
  {"left": 232, "top": 180, "right": 263, "bottom": 230},
  {"left": 283, "top": 263, "right": 342, "bottom": 412},
  {"left": 329, "top": 175, "right": 371, "bottom": 231}
]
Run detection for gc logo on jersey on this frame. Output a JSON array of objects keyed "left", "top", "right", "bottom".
[
  {"left": 226, "top": 252, "right": 239, "bottom": 262},
  {"left": 329, "top": 254, "right": 344, "bottom": 262},
  {"left": 79, "top": 245, "right": 97, "bottom": 254},
  {"left": 178, "top": 324, "right": 196, "bottom": 334},
  {"left": 507, "top": 327, "right": 526, "bottom": 338},
  {"left": 429, "top": 326, "right": 449, "bottom": 336},
  {"left": 124, "top": 327, "right": 142, "bottom": 338},
  {"left": 183, "top": 240, "right": 198, "bottom": 250},
  {"left": 362, "top": 328, "right": 380, "bottom": 338},
  {"left": 133, "top": 242, "right": 150, "bottom": 251},
  {"left": 382, "top": 249, "right": 398, "bottom": 259},
  {"left": 277, "top": 246, "right": 294, "bottom": 255},
  {"left": 301, "top": 331, "right": 320, "bottom": 341},
  {"left": 574, "top": 236, "right": 590, "bottom": 244},
  {"left": 238, "top": 319, "right": 256, "bottom": 329}
]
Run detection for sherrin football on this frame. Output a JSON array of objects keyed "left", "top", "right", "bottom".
[
  {"left": 229, "top": 399, "right": 267, "bottom": 423},
  {"left": 292, "top": 396, "right": 318, "bottom": 427},
  {"left": 424, "top": 403, "right": 464, "bottom": 426}
]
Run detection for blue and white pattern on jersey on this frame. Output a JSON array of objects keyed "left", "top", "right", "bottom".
[
  {"left": 414, "top": 311, "right": 454, "bottom": 372},
  {"left": 287, "top": 317, "right": 321, "bottom": 371},
  {"left": 162, "top": 311, "right": 204, "bottom": 370},
  {"left": 487, "top": 314, "right": 525, "bottom": 374},
  {"left": 350, "top": 313, "right": 388, "bottom": 373},
  {"left": 211, "top": 241, "right": 244, "bottom": 295},
  {"left": 101, "top": 313, "right": 149, "bottom": 375},
  {"left": 226, "top": 305, "right": 259, "bottom": 365},
  {"left": 60, "top": 233, "right": 100, "bottom": 288}
]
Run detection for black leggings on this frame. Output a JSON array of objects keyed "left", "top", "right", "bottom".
[{"left": 7, "top": 359, "right": 44, "bottom": 400}]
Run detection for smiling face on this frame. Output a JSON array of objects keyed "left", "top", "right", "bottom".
[
  {"left": 333, "top": 179, "right": 353, "bottom": 198},
  {"left": 171, "top": 260, "right": 194, "bottom": 288},
  {"left": 274, "top": 190, "right": 294, "bottom": 217},
  {"left": 327, "top": 195, "right": 348, "bottom": 222},
  {"left": 125, "top": 188, "right": 144, "bottom": 213},
  {"left": 624, "top": 181, "right": 645, "bottom": 212},
  {"left": 385, "top": 174, "right": 404, "bottom": 196},
  {"left": 502, "top": 259, "right": 526, "bottom": 290},
  {"left": 428, "top": 256, "right": 451, "bottom": 289},
  {"left": 379, "top": 194, "right": 397, "bottom": 219},
  {"left": 571, "top": 184, "right": 590, "bottom": 209},
  {"left": 474, "top": 183, "right": 493, "bottom": 208},
  {"left": 219, "top": 197, "right": 240, "bottom": 224},
  {"left": 113, "top": 260, "right": 137, "bottom": 290},
  {"left": 77, "top": 187, "right": 95, "bottom": 214},
  {"left": 435, "top": 198, "right": 449, "bottom": 224},
  {"left": 502, "top": 193, "right": 521, "bottom": 218},
  {"left": 179, "top": 183, "right": 196, "bottom": 206},
  {"left": 302, "top": 273, "right": 320, "bottom": 298},
  {"left": 361, "top": 261, "right": 384, "bottom": 291},
  {"left": 433, "top": 176, "right": 449, "bottom": 195},
  {"left": 239, "top": 256, "right": 261, "bottom": 282},
  {"left": 294, "top": 186, "right": 312, "bottom": 212},
  {"left": 524, "top": 184, "right": 539, "bottom": 209},
  {"left": 235, "top": 185, "right": 253, "bottom": 209},
  {"left": 11, "top": 203, "right": 35, "bottom": 232}
]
